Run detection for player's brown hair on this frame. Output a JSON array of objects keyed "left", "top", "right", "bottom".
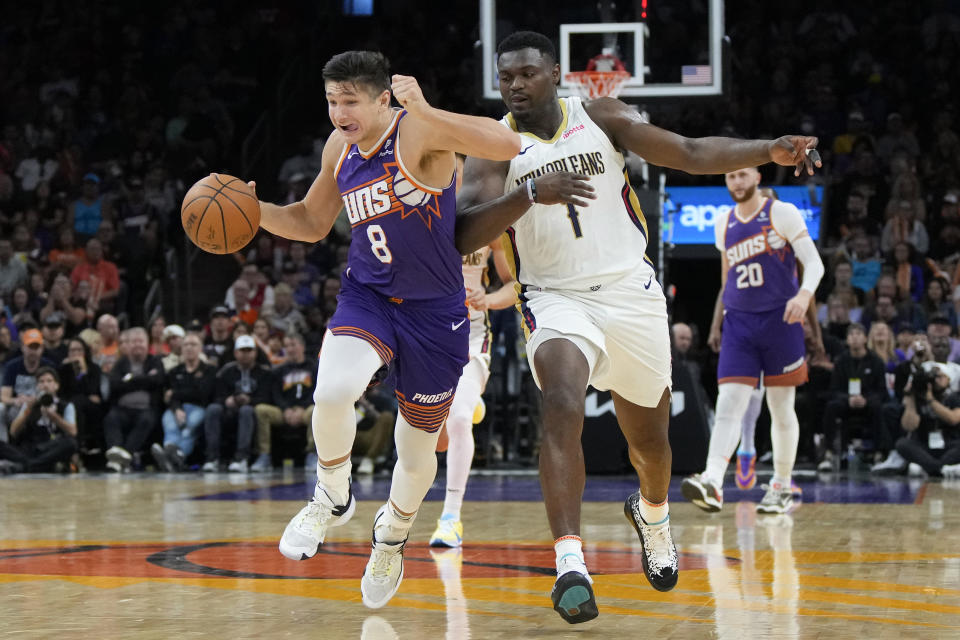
[{"left": 322, "top": 50, "right": 391, "bottom": 98}]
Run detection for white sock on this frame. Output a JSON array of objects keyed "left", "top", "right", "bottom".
[
  {"left": 637, "top": 492, "right": 669, "bottom": 526},
  {"left": 554, "top": 535, "right": 588, "bottom": 576},
  {"left": 739, "top": 388, "right": 764, "bottom": 455},
  {"left": 443, "top": 362, "right": 484, "bottom": 519},
  {"left": 376, "top": 500, "right": 416, "bottom": 543},
  {"left": 704, "top": 383, "right": 754, "bottom": 486},
  {"left": 766, "top": 386, "right": 799, "bottom": 486},
  {"left": 316, "top": 459, "right": 351, "bottom": 505}
]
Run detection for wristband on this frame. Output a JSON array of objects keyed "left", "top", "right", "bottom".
[{"left": 526, "top": 179, "right": 537, "bottom": 204}]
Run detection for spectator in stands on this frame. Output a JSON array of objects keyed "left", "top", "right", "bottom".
[
  {"left": 1, "top": 329, "right": 55, "bottom": 442},
  {"left": 8, "top": 286, "right": 37, "bottom": 328},
  {"left": 835, "top": 190, "right": 881, "bottom": 242},
  {"left": 203, "top": 306, "right": 234, "bottom": 367},
  {"left": 849, "top": 234, "right": 882, "bottom": 295},
  {"left": 819, "top": 323, "right": 887, "bottom": 471},
  {"left": 39, "top": 273, "right": 86, "bottom": 330},
  {"left": 48, "top": 227, "right": 85, "bottom": 274},
  {"left": 302, "top": 306, "right": 326, "bottom": 357},
  {"left": 161, "top": 324, "right": 185, "bottom": 371},
  {"left": 277, "top": 134, "right": 323, "bottom": 185},
  {"left": 0, "top": 366, "right": 76, "bottom": 474},
  {"left": 70, "top": 238, "right": 121, "bottom": 314},
  {"left": 0, "top": 324, "right": 13, "bottom": 364},
  {"left": 867, "top": 321, "right": 902, "bottom": 375},
  {"left": 900, "top": 374, "right": 960, "bottom": 478},
  {"left": 824, "top": 294, "right": 853, "bottom": 341},
  {"left": 103, "top": 327, "right": 165, "bottom": 472},
  {"left": 871, "top": 275, "right": 926, "bottom": 331},
  {"left": 225, "top": 263, "right": 274, "bottom": 311},
  {"left": 114, "top": 175, "right": 159, "bottom": 239},
  {"left": 57, "top": 337, "right": 104, "bottom": 458},
  {"left": 890, "top": 241, "right": 924, "bottom": 303},
  {"left": 321, "top": 274, "right": 340, "bottom": 315},
  {"left": 876, "top": 113, "right": 920, "bottom": 171},
  {"left": 68, "top": 173, "right": 111, "bottom": 240},
  {"left": 204, "top": 335, "right": 275, "bottom": 473},
  {"left": 922, "top": 278, "right": 957, "bottom": 330},
  {"left": 154, "top": 332, "right": 215, "bottom": 472},
  {"left": 930, "top": 191, "right": 960, "bottom": 261},
  {"left": 40, "top": 312, "right": 68, "bottom": 364},
  {"left": 148, "top": 315, "right": 167, "bottom": 356},
  {"left": 95, "top": 314, "right": 120, "bottom": 374},
  {"left": 0, "top": 238, "right": 27, "bottom": 301},
  {"left": 881, "top": 200, "right": 929, "bottom": 256},
  {"left": 261, "top": 282, "right": 306, "bottom": 337},
  {"left": 925, "top": 316, "right": 960, "bottom": 365},
  {"left": 884, "top": 172, "right": 927, "bottom": 223},
  {"left": 826, "top": 259, "right": 862, "bottom": 311},
  {"left": 228, "top": 278, "right": 259, "bottom": 327},
  {"left": 254, "top": 333, "right": 313, "bottom": 472},
  {"left": 14, "top": 146, "right": 58, "bottom": 196}
]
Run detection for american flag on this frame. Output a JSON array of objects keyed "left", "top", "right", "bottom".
[{"left": 681, "top": 65, "right": 712, "bottom": 85}]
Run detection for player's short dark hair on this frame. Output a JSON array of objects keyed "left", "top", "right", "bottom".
[
  {"left": 35, "top": 366, "right": 59, "bottom": 384},
  {"left": 322, "top": 51, "right": 391, "bottom": 97},
  {"left": 497, "top": 31, "right": 557, "bottom": 63}
]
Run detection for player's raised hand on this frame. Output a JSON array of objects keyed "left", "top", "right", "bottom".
[
  {"left": 531, "top": 172, "right": 597, "bottom": 208},
  {"left": 769, "top": 136, "right": 821, "bottom": 177},
  {"left": 391, "top": 75, "right": 429, "bottom": 115}
]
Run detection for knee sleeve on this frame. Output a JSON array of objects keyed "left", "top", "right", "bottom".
[
  {"left": 389, "top": 414, "right": 441, "bottom": 515},
  {"left": 704, "top": 383, "right": 754, "bottom": 485}
]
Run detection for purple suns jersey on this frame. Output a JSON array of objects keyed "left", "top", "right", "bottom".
[
  {"left": 334, "top": 109, "right": 463, "bottom": 301},
  {"left": 716, "top": 197, "right": 809, "bottom": 313}
]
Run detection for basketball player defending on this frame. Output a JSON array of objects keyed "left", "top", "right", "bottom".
[
  {"left": 250, "top": 51, "right": 520, "bottom": 609},
  {"left": 430, "top": 155, "right": 518, "bottom": 548},
  {"left": 456, "top": 32, "right": 820, "bottom": 624},
  {"left": 683, "top": 167, "right": 824, "bottom": 515}
]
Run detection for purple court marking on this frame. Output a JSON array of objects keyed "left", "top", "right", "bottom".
[{"left": 192, "top": 474, "right": 921, "bottom": 504}]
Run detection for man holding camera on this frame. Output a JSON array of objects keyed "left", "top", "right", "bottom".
[
  {"left": 0, "top": 329, "right": 55, "bottom": 443},
  {"left": 896, "top": 365, "right": 960, "bottom": 478},
  {"left": 0, "top": 366, "right": 77, "bottom": 473},
  {"left": 204, "top": 335, "right": 274, "bottom": 473}
]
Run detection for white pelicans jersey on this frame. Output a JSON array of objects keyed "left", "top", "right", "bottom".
[
  {"left": 461, "top": 245, "right": 490, "bottom": 324},
  {"left": 500, "top": 96, "right": 654, "bottom": 293}
]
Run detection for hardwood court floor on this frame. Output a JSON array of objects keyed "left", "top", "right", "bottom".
[{"left": 1, "top": 470, "right": 958, "bottom": 639}]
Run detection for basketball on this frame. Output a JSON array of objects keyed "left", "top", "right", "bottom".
[{"left": 181, "top": 173, "right": 261, "bottom": 255}]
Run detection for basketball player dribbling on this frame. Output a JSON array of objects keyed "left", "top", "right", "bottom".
[
  {"left": 430, "top": 155, "right": 518, "bottom": 549},
  {"left": 455, "top": 32, "right": 821, "bottom": 624},
  {"left": 683, "top": 167, "right": 825, "bottom": 515},
  {"left": 247, "top": 51, "right": 520, "bottom": 609}
]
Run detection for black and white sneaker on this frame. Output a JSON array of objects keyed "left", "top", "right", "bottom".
[
  {"left": 681, "top": 474, "right": 723, "bottom": 513},
  {"left": 551, "top": 570, "right": 598, "bottom": 624},
  {"left": 756, "top": 484, "right": 794, "bottom": 514},
  {"left": 279, "top": 482, "right": 356, "bottom": 560},
  {"left": 624, "top": 491, "right": 679, "bottom": 592}
]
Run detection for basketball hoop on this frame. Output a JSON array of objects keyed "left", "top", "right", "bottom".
[{"left": 564, "top": 70, "right": 631, "bottom": 99}]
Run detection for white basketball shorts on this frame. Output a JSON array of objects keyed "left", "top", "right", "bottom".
[{"left": 522, "top": 265, "right": 671, "bottom": 408}]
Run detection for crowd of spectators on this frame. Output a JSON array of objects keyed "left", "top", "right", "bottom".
[{"left": 3, "top": 2, "right": 960, "bottom": 477}]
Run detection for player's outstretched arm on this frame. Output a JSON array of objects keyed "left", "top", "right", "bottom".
[
  {"left": 253, "top": 131, "right": 347, "bottom": 243},
  {"left": 392, "top": 75, "right": 521, "bottom": 161},
  {"left": 455, "top": 157, "right": 597, "bottom": 254},
  {"left": 485, "top": 239, "right": 519, "bottom": 310},
  {"left": 585, "top": 98, "right": 822, "bottom": 177}
]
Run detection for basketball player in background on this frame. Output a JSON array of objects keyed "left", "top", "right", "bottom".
[
  {"left": 456, "top": 31, "right": 820, "bottom": 624},
  {"left": 684, "top": 168, "right": 825, "bottom": 515},
  {"left": 430, "top": 153, "right": 518, "bottom": 549},
  {"left": 709, "top": 186, "right": 824, "bottom": 494},
  {"left": 247, "top": 51, "right": 520, "bottom": 609}
]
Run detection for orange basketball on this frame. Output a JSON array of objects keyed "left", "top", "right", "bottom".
[{"left": 181, "top": 173, "right": 261, "bottom": 254}]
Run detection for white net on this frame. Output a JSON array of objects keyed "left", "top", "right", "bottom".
[{"left": 564, "top": 71, "right": 631, "bottom": 99}]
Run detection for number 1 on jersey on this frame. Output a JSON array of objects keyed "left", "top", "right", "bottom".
[{"left": 566, "top": 204, "right": 583, "bottom": 238}]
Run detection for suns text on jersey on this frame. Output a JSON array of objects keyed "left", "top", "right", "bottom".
[
  {"left": 342, "top": 179, "right": 398, "bottom": 225},
  {"left": 726, "top": 233, "right": 768, "bottom": 266},
  {"left": 513, "top": 151, "right": 606, "bottom": 186}
]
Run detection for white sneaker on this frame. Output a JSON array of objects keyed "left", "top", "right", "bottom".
[
  {"left": 106, "top": 446, "right": 132, "bottom": 470},
  {"left": 250, "top": 453, "right": 272, "bottom": 472},
  {"left": 228, "top": 459, "right": 249, "bottom": 473},
  {"left": 357, "top": 457, "right": 375, "bottom": 475},
  {"left": 201, "top": 460, "right": 220, "bottom": 473},
  {"left": 361, "top": 505, "right": 408, "bottom": 609},
  {"left": 681, "top": 474, "right": 723, "bottom": 512},
  {"left": 942, "top": 463, "right": 960, "bottom": 479},
  {"left": 279, "top": 483, "right": 356, "bottom": 560},
  {"left": 871, "top": 450, "right": 907, "bottom": 474},
  {"left": 105, "top": 461, "right": 123, "bottom": 473},
  {"left": 908, "top": 463, "right": 928, "bottom": 478}
]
